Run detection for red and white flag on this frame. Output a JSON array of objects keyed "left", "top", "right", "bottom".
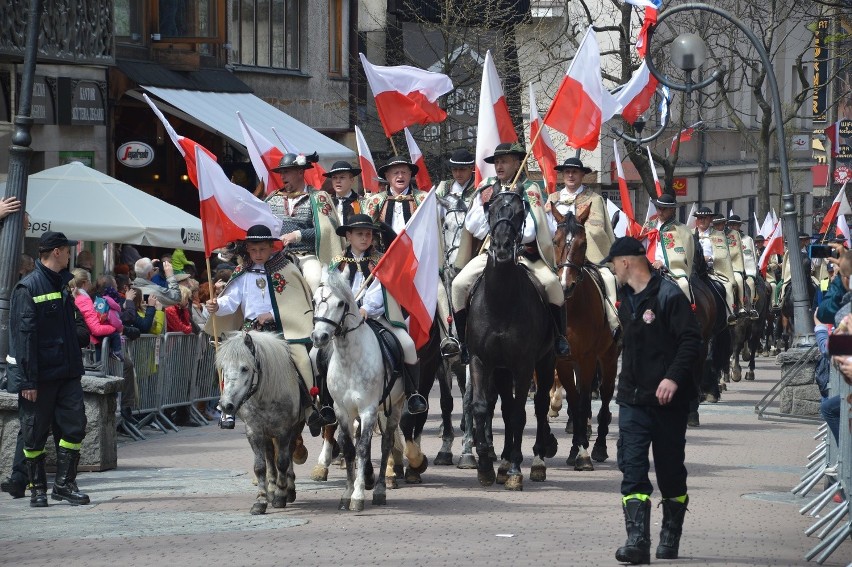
[
  {"left": 143, "top": 93, "right": 216, "bottom": 188},
  {"left": 613, "top": 140, "right": 640, "bottom": 236},
  {"left": 642, "top": 198, "right": 659, "bottom": 262},
  {"left": 824, "top": 120, "right": 841, "bottom": 158},
  {"left": 529, "top": 83, "right": 558, "bottom": 194},
  {"left": 403, "top": 128, "right": 433, "bottom": 190},
  {"left": 837, "top": 215, "right": 851, "bottom": 247},
  {"left": 758, "top": 221, "right": 783, "bottom": 275},
  {"left": 685, "top": 202, "right": 698, "bottom": 230},
  {"left": 669, "top": 122, "right": 701, "bottom": 155},
  {"left": 194, "top": 147, "right": 283, "bottom": 256},
  {"left": 270, "top": 127, "right": 328, "bottom": 189},
  {"left": 355, "top": 125, "right": 381, "bottom": 193},
  {"left": 647, "top": 146, "right": 663, "bottom": 197},
  {"left": 819, "top": 181, "right": 851, "bottom": 233},
  {"left": 606, "top": 199, "right": 634, "bottom": 239},
  {"left": 237, "top": 112, "right": 284, "bottom": 196},
  {"left": 614, "top": 60, "right": 658, "bottom": 124},
  {"left": 759, "top": 212, "right": 774, "bottom": 238},
  {"left": 475, "top": 50, "right": 518, "bottom": 186},
  {"left": 372, "top": 189, "right": 439, "bottom": 349},
  {"left": 630, "top": 0, "right": 660, "bottom": 59},
  {"left": 359, "top": 53, "right": 454, "bottom": 138},
  {"left": 543, "top": 27, "right": 620, "bottom": 151}
]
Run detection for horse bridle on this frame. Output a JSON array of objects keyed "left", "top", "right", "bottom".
[
  {"left": 488, "top": 191, "right": 527, "bottom": 263},
  {"left": 312, "top": 285, "right": 365, "bottom": 338},
  {"left": 555, "top": 219, "right": 586, "bottom": 296},
  {"left": 442, "top": 204, "right": 467, "bottom": 266},
  {"left": 240, "top": 332, "right": 263, "bottom": 404}
]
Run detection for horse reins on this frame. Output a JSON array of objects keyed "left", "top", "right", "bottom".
[
  {"left": 313, "top": 286, "right": 365, "bottom": 338},
  {"left": 488, "top": 191, "right": 527, "bottom": 263},
  {"left": 241, "top": 332, "right": 263, "bottom": 404}
]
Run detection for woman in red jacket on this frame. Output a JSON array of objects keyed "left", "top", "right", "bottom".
[{"left": 164, "top": 286, "right": 194, "bottom": 334}]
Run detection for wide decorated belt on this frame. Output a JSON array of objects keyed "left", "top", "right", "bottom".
[{"left": 242, "top": 319, "right": 277, "bottom": 332}]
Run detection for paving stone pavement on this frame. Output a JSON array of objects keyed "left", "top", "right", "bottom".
[{"left": 1, "top": 356, "right": 850, "bottom": 566}]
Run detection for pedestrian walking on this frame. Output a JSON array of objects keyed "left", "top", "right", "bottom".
[{"left": 602, "top": 236, "right": 701, "bottom": 564}]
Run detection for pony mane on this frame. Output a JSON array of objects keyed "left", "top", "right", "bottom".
[
  {"left": 324, "top": 269, "right": 358, "bottom": 312},
  {"left": 217, "top": 330, "right": 298, "bottom": 401}
]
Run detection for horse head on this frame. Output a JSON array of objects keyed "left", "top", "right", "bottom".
[
  {"left": 216, "top": 330, "right": 275, "bottom": 414},
  {"left": 311, "top": 270, "right": 362, "bottom": 348},
  {"left": 552, "top": 206, "right": 589, "bottom": 298},
  {"left": 439, "top": 195, "right": 468, "bottom": 270},
  {"left": 487, "top": 189, "right": 526, "bottom": 265}
]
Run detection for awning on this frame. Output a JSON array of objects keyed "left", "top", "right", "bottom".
[{"left": 132, "top": 87, "right": 356, "bottom": 165}]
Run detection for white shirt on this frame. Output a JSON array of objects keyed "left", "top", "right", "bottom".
[
  {"left": 545, "top": 185, "right": 585, "bottom": 234},
  {"left": 215, "top": 265, "right": 274, "bottom": 321},
  {"left": 387, "top": 188, "right": 414, "bottom": 235},
  {"left": 335, "top": 190, "right": 355, "bottom": 222},
  {"left": 464, "top": 189, "right": 537, "bottom": 244},
  {"left": 697, "top": 227, "right": 714, "bottom": 264}
]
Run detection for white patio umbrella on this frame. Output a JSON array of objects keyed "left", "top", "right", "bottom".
[{"left": 3, "top": 162, "right": 205, "bottom": 251}]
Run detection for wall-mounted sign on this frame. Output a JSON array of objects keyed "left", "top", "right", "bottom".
[
  {"left": 57, "top": 78, "right": 106, "bottom": 125},
  {"left": 834, "top": 165, "right": 851, "bottom": 185},
  {"left": 673, "top": 177, "right": 688, "bottom": 197},
  {"left": 17, "top": 75, "right": 56, "bottom": 125},
  {"left": 116, "top": 141, "right": 155, "bottom": 168}
]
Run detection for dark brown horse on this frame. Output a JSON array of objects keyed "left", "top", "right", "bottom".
[{"left": 550, "top": 207, "right": 619, "bottom": 470}]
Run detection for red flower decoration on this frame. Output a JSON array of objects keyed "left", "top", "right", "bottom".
[
  {"left": 271, "top": 273, "right": 287, "bottom": 293},
  {"left": 309, "top": 386, "right": 319, "bottom": 397}
]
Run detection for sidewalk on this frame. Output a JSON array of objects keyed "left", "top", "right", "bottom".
[{"left": 0, "top": 356, "right": 849, "bottom": 566}]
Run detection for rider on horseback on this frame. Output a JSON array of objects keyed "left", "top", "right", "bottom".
[
  {"left": 727, "top": 214, "right": 760, "bottom": 320},
  {"left": 545, "top": 156, "right": 620, "bottom": 340},
  {"left": 317, "top": 214, "right": 429, "bottom": 418},
  {"left": 774, "top": 232, "right": 813, "bottom": 309},
  {"left": 451, "top": 142, "right": 570, "bottom": 363},
  {"left": 640, "top": 193, "right": 695, "bottom": 300},
  {"left": 362, "top": 155, "right": 428, "bottom": 242}
]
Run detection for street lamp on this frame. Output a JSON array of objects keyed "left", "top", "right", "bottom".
[{"left": 644, "top": 3, "right": 814, "bottom": 347}]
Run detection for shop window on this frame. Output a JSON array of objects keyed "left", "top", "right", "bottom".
[
  {"left": 329, "top": 0, "right": 344, "bottom": 76},
  {"left": 231, "top": 0, "right": 301, "bottom": 70},
  {"left": 115, "top": 0, "right": 145, "bottom": 44},
  {"left": 159, "top": 0, "right": 218, "bottom": 39}
]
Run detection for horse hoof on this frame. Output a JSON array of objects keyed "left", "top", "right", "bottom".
[
  {"left": 591, "top": 445, "right": 608, "bottom": 463},
  {"left": 496, "top": 460, "right": 511, "bottom": 484},
  {"left": 745, "top": 371, "right": 755, "bottom": 381},
  {"left": 530, "top": 465, "right": 547, "bottom": 482},
  {"left": 292, "top": 444, "right": 308, "bottom": 465},
  {"left": 287, "top": 489, "right": 296, "bottom": 503},
  {"left": 372, "top": 493, "right": 387, "bottom": 506},
  {"left": 731, "top": 371, "right": 742, "bottom": 383},
  {"left": 544, "top": 433, "right": 559, "bottom": 459},
  {"left": 250, "top": 502, "right": 267, "bottom": 515},
  {"left": 386, "top": 477, "right": 399, "bottom": 490},
  {"left": 410, "top": 455, "right": 429, "bottom": 474},
  {"left": 350, "top": 499, "right": 365, "bottom": 512},
  {"left": 505, "top": 474, "right": 523, "bottom": 491},
  {"left": 405, "top": 469, "right": 422, "bottom": 484},
  {"left": 704, "top": 393, "right": 718, "bottom": 403},
  {"left": 687, "top": 412, "right": 700, "bottom": 427},
  {"left": 478, "top": 469, "right": 496, "bottom": 487},
  {"left": 338, "top": 498, "right": 351, "bottom": 511},
  {"left": 311, "top": 465, "right": 329, "bottom": 482},
  {"left": 271, "top": 495, "right": 287, "bottom": 509},
  {"left": 566, "top": 448, "right": 579, "bottom": 467},
  {"left": 547, "top": 408, "right": 559, "bottom": 418},
  {"left": 457, "top": 454, "right": 478, "bottom": 469},
  {"left": 434, "top": 451, "right": 454, "bottom": 466},
  {"left": 574, "top": 455, "right": 594, "bottom": 472}
]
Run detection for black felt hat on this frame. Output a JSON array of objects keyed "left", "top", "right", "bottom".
[
  {"left": 601, "top": 236, "right": 647, "bottom": 264},
  {"left": 654, "top": 193, "right": 678, "bottom": 209},
  {"left": 378, "top": 155, "right": 419, "bottom": 179},
  {"left": 243, "top": 225, "right": 278, "bottom": 243},
  {"left": 554, "top": 157, "right": 592, "bottom": 174},
  {"left": 448, "top": 148, "right": 475, "bottom": 166},
  {"left": 727, "top": 214, "right": 743, "bottom": 224},
  {"left": 693, "top": 206, "right": 714, "bottom": 217},
  {"left": 271, "top": 152, "right": 319, "bottom": 172},
  {"left": 323, "top": 161, "right": 361, "bottom": 177},
  {"left": 335, "top": 214, "right": 381, "bottom": 236},
  {"left": 484, "top": 142, "right": 526, "bottom": 164}
]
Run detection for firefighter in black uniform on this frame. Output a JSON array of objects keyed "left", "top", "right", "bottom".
[
  {"left": 8, "top": 231, "right": 90, "bottom": 507},
  {"left": 602, "top": 236, "right": 701, "bottom": 564}
]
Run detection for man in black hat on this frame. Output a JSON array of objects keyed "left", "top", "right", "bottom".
[
  {"left": 775, "top": 231, "right": 815, "bottom": 309},
  {"left": 728, "top": 214, "right": 759, "bottom": 319},
  {"left": 639, "top": 193, "right": 695, "bottom": 300},
  {"left": 436, "top": 148, "right": 477, "bottom": 210},
  {"left": 8, "top": 231, "right": 90, "bottom": 507},
  {"left": 321, "top": 215, "right": 428, "bottom": 416},
  {"left": 267, "top": 152, "right": 342, "bottom": 292},
  {"left": 694, "top": 207, "right": 738, "bottom": 323},
  {"left": 722, "top": 213, "right": 751, "bottom": 319},
  {"left": 363, "top": 155, "right": 427, "bottom": 241},
  {"left": 452, "top": 142, "right": 570, "bottom": 359},
  {"left": 324, "top": 161, "right": 363, "bottom": 227},
  {"left": 603, "top": 236, "right": 700, "bottom": 565}
]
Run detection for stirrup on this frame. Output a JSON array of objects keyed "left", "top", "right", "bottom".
[
  {"left": 219, "top": 413, "right": 235, "bottom": 429},
  {"left": 318, "top": 405, "right": 337, "bottom": 425},
  {"left": 440, "top": 336, "right": 461, "bottom": 358},
  {"left": 748, "top": 309, "right": 759, "bottom": 320},
  {"left": 407, "top": 393, "right": 428, "bottom": 415}
]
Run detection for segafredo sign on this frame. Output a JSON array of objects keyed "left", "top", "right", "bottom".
[{"left": 116, "top": 141, "right": 155, "bottom": 168}]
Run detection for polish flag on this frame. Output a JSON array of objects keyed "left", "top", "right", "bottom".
[
  {"left": 237, "top": 112, "right": 284, "bottom": 196},
  {"left": 642, "top": 198, "right": 659, "bottom": 262},
  {"left": 613, "top": 140, "right": 639, "bottom": 236},
  {"left": 403, "top": 128, "right": 433, "bottom": 190},
  {"left": 819, "top": 181, "right": 851, "bottom": 233},
  {"left": 824, "top": 120, "right": 841, "bottom": 158},
  {"left": 270, "top": 127, "right": 328, "bottom": 190},
  {"left": 143, "top": 94, "right": 216, "bottom": 188},
  {"left": 355, "top": 125, "right": 381, "bottom": 193},
  {"left": 758, "top": 221, "right": 783, "bottom": 276},
  {"left": 837, "top": 215, "right": 851, "bottom": 247},
  {"left": 759, "top": 212, "right": 774, "bottom": 238},
  {"left": 685, "top": 203, "right": 698, "bottom": 230},
  {"left": 529, "top": 83, "right": 558, "bottom": 194},
  {"left": 359, "top": 53, "right": 454, "bottom": 138},
  {"left": 606, "top": 199, "right": 634, "bottom": 238},
  {"left": 194, "top": 147, "right": 283, "bottom": 256},
  {"left": 543, "top": 27, "right": 621, "bottom": 151},
  {"left": 614, "top": 61, "right": 658, "bottom": 124},
  {"left": 475, "top": 51, "right": 518, "bottom": 186},
  {"left": 635, "top": 6, "right": 658, "bottom": 59},
  {"left": 372, "top": 189, "right": 439, "bottom": 349},
  {"left": 647, "top": 146, "right": 663, "bottom": 197},
  {"left": 670, "top": 122, "right": 701, "bottom": 155}
]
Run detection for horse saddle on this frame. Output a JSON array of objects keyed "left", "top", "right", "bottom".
[{"left": 366, "top": 319, "right": 404, "bottom": 376}]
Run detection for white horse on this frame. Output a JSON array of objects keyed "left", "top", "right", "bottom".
[
  {"left": 216, "top": 331, "right": 304, "bottom": 515},
  {"left": 310, "top": 271, "right": 404, "bottom": 511}
]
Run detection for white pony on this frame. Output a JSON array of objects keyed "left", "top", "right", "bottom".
[
  {"left": 310, "top": 270, "right": 404, "bottom": 511},
  {"left": 216, "top": 331, "right": 303, "bottom": 515}
]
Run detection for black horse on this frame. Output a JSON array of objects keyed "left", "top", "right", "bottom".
[
  {"left": 467, "top": 189, "right": 557, "bottom": 490},
  {"left": 730, "top": 275, "right": 770, "bottom": 382}
]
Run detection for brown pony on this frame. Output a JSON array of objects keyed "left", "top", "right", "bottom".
[{"left": 550, "top": 206, "right": 620, "bottom": 470}]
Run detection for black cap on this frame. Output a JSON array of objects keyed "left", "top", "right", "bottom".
[
  {"left": 335, "top": 214, "right": 381, "bottom": 236},
  {"left": 484, "top": 142, "right": 526, "bottom": 164},
  {"left": 712, "top": 213, "right": 726, "bottom": 223},
  {"left": 377, "top": 155, "right": 419, "bottom": 179},
  {"left": 554, "top": 157, "right": 592, "bottom": 174},
  {"left": 727, "top": 214, "right": 742, "bottom": 223},
  {"left": 243, "top": 225, "right": 278, "bottom": 242},
  {"left": 38, "top": 231, "right": 78, "bottom": 252},
  {"left": 601, "top": 236, "right": 647, "bottom": 264},
  {"left": 271, "top": 152, "right": 319, "bottom": 171},
  {"left": 693, "top": 206, "right": 714, "bottom": 217},
  {"left": 754, "top": 235, "right": 766, "bottom": 242},
  {"left": 448, "top": 148, "right": 475, "bottom": 166},
  {"left": 654, "top": 193, "right": 678, "bottom": 209},
  {"left": 323, "top": 161, "right": 361, "bottom": 177}
]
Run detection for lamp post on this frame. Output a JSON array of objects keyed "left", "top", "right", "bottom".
[
  {"left": 0, "top": 0, "right": 44, "bottom": 369},
  {"left": 644, "top": 3, "right": 814, "bottom": 347}
]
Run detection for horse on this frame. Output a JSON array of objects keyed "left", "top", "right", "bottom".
[
  {"left": 216, "top": 331, "right": 304, "bottom": 515},
  {"left": 310, "top": 271, "right": 403, "bottom": 511},
  {"left": 467, "top": 188, "right": 557, "bottom": 490},
  {"left": 549, "top": 207, "right": 619, "bottom": 471},
  {"left": 730, "top": 275, "right": 770, "bottom": 382}
]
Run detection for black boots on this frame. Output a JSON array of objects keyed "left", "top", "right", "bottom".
[
  {"left": 52, "top": 447, "right": 90, "bottom": 505},
  {"left": 26, "top": 455, "right": 48, "bottom": 508},
  {"left": 453, "top": 309, "right": 469, "bottom": 364},
  {"left": 616, "top": 497, "right": 651, "bottom": 565},
  {"left": 307, "top": 353, "right": 337, "bottom": 437},
  {"left": 656, "top": 496, "right": 688, "bottom": 559},
  {"left": 404, "top": 363, "right": 428, "bottom": 414},
  {"left": 549, "top": 304, "right": 571, "bottom": 358}
]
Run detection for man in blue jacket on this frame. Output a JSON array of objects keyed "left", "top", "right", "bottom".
[{"left": 603, "top": 236, "right": 701, "bottom": 564}]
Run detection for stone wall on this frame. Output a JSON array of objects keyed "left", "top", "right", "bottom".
[{"left": 776, "top": 347, "right": 822, "bottom": 417}]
